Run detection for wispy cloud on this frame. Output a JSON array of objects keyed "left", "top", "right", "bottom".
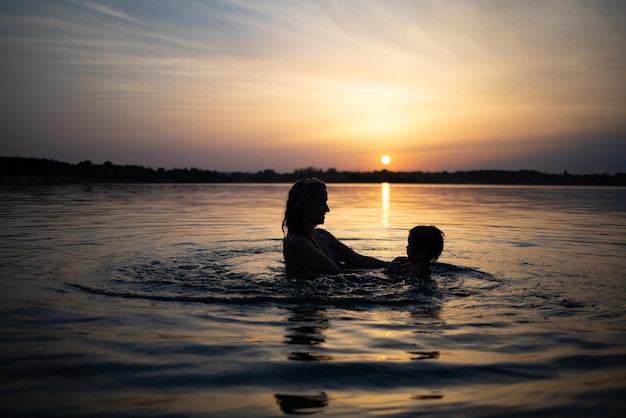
[
  {"left": 1, "top": 0, "right": 624, "bottom": 172},
  {"left": 82, "top": 1, "right": 141, "bottom": 25}
]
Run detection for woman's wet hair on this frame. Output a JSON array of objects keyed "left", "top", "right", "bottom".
[{"left": 282, "top": 177, "right": 326, "bottom": 238}]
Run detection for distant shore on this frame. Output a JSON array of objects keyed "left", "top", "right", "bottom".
[{"left": 1, "top": 156, "right": 624, "bottom": 186}]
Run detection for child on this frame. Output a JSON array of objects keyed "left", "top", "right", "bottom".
[{"left": 388, "top": 225, "right": 444, "bottom": 279}]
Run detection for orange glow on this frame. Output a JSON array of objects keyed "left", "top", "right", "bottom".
[{"left": 2, "top": 2, "right": 624, "bottom": 173}]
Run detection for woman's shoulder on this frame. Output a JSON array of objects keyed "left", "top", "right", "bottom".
[
  {"left": 284, "top": 233, "right": 321, "bottom": 254},
  {"left": 314, "top": 228, "right": 335, "bottom": 240},
  {"left": 284, "top": 233, "right": 309, "bottom": 247}
]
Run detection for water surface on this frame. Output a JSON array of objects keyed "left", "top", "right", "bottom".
[{"left": 1, "top": 183, "right": 625, "bottom": 417}]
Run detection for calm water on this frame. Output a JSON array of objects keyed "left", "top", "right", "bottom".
[{"left": 1, "top": 183, "right": 625, "bottom": 417}]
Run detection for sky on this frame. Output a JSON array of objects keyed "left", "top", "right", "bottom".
[{"left": 1, "top": 0, "right": 625, "bottom": 174}]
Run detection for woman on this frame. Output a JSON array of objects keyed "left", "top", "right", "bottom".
[{"left": 282, "top": 177, "right": 389, "bottom": 275}]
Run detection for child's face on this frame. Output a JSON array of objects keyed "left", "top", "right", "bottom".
[{"left": 406, "top": 243, "right": 422, "bottom": 262}]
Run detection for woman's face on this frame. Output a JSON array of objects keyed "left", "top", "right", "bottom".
[{"left": 304, "top": 188, "right": 330, "bottom": 226}]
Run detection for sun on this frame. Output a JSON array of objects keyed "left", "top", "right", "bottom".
[{"left": 381, "top": 155, "right": 391, "bottom": 165}]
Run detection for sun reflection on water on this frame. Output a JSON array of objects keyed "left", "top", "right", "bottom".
[{"left": 381, "top": 182, "right": 390, "bottom": 227}]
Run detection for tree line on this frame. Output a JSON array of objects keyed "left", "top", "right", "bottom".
[{"left": 1, "top": 156, "right": 624, "bottom": 186}]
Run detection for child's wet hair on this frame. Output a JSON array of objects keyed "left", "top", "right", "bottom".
[{"left": 408, "top": 225, "right": 444, "bottom": 263}]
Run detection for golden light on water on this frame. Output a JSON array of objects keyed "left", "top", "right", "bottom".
[{"left": 381, "top": 182, "right": 390, "bottom": 228}]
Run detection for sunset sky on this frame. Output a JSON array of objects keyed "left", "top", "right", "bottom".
[{"left": 1, "top": 0, "right": 625, "bottom": 174}]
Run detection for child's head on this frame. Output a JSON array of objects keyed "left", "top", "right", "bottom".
[{"left": 406, "top": 225, "right": 444, "bottom": 263}]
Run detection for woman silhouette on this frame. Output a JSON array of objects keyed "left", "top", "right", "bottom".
[{"left": 282, "top": 177, "right": 389, "bottom": 275}]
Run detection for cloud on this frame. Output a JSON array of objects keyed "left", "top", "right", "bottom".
[
  {"left": 82, "top": 1, "right": 141, "bottom": 25},
  {"left": 1, "top": 0, "right": 624, "bottom": 173}
]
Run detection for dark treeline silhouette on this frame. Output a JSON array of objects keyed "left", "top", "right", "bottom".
[{"left": 1, "top": 156, "right": 625, "bottom": 186}]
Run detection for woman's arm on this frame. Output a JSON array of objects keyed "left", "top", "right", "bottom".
[{"left": 319, "top": 229, "right": 388, "bottom": 269}]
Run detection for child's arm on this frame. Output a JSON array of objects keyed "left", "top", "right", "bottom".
[
  {"left": 388, "top": 257, "right": 411, "bottom": 275},
  {"left": 406, "top": 262, "right": 431, "bottom": 279}
]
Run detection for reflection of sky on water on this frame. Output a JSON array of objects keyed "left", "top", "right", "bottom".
[
  {"left": 2, "top": 184, "right": 624, "bottom": 416},
  {"left": 284, "top": 306, "right": 332, "bottom": 361}
]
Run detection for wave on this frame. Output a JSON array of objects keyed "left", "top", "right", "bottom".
[{"left": 68, "top": 245, "right": 498, "bottom": 309}]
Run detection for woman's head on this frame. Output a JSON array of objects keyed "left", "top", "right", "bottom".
[
  {"left": 282, "top": 177, "right": 329, "bottom": 237},
  {"left": 407, "top": 225, "right": 444, "bottom": 263}
]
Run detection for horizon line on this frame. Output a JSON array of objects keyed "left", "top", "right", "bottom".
[{"left": 2, "top": 155, "right": 624, "bottom": 177}]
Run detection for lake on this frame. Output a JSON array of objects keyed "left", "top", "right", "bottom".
[{"left": 1, "top": 183, "right": 625, "bottom": 417}]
